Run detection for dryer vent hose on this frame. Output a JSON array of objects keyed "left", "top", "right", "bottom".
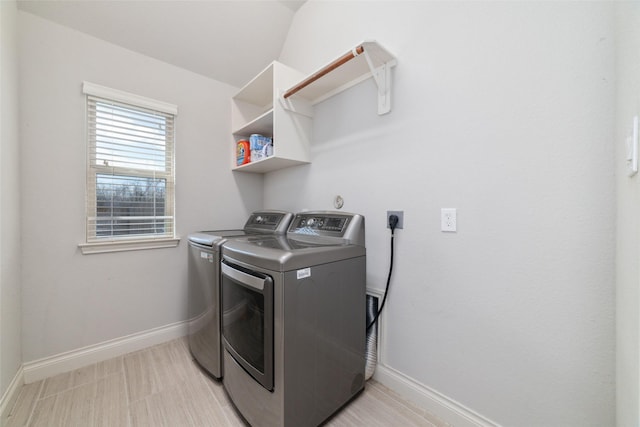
[{"left": 365, "top": 294, "right": 379, "bottom": 381}]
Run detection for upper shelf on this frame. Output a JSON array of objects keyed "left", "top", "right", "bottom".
[
  {"left": 280, "top": 40, "right": 397, "bottom": 114},
  {"left": 233, "top": 63, "right": 274, "bottom": 108}
]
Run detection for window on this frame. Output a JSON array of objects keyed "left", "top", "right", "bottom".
[{"left": 80, "top": 82, "right": 178, "bottom": 254}]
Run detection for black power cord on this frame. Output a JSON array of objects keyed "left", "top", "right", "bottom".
[{"left": 366, "top": 214, "right": 399, "bottom": 331}]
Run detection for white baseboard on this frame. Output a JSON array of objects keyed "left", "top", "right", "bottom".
[
  {"left": 369, "top": 300, "right": 500, "bottom": 427},
  {"left": 0, "top": 365, "right": 24, "bottom": 425},
  {"left": 14, "top": 314, "right": 497, "bottom": 427},
  {"left": 373, "top": 364, "right": 500, "bottom": 427},
  {"left": 23, "top": 320, "right": 188, "bottom": 384}
]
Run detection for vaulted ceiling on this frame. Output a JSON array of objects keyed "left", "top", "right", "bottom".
[{"left": 17, "top": 0, "right": 306, "bottom": 88}]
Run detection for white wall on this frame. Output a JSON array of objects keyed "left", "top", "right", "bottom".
[
  {"left": 0, "top": 0, "right": 22, "bottom": 401},
  {"left": 18, "top": 11, "right": 263, "bottom": 362},
  {"left": 269, "top": 1, "right": 616, "bottom": 425},
  {"left": 615, "top": 2, "right": 640, "bottom": 426}
]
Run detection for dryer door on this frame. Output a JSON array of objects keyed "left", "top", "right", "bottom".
[{"left": 221, "top": 260, "right": 274, "bottom": 391}]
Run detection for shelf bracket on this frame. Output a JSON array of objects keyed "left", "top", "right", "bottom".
[
  {"left": 279, "top": 90, "right": 314, "bottom": 118},
  {"left": 362, "top": 50, "right": 392, "bottom": 115}
]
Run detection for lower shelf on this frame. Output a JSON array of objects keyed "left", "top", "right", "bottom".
[{"left": 233, "top": 156, "right": 310, "bottom": 173}]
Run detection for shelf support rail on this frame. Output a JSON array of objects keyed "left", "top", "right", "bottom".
[
  {"left": 282, "top": 45, "right": 365, "bottom": 100},
  {"left": 280, "top": 43, "right": 395, "bottom": 116}
]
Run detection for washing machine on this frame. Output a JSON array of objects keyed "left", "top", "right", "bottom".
[
  {"left": 220, "top": 211, "right": 366, "bottom": 426},
  {"left": 187, "top": 210, "right": 293, "bottom": 379}
]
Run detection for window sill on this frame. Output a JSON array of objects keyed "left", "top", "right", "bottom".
[{"left": 78, "top": 237, "right": 180, "bottom": 255}]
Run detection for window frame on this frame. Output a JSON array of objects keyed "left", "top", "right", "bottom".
[{"left": 79, "top": 82, "right": 179, "bottom": 254}]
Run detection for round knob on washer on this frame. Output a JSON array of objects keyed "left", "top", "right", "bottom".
[
  {"left": 306, "top": 218, "right": 316, "bottom": 226},
  {"left": 255, "top": 216, "right": 263, "bottom": 223}
]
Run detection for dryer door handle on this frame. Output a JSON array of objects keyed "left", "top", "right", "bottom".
[{"left": 222, "top": 262, "right": 266, "bottom": 291}]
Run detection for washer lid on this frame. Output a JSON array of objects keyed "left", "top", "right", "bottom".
[
  {"left": 188, "top": 229, "right": 247, "bottom": 247},
  {"left": 189, "top": 211, "right": 294, "bottom": 247}
]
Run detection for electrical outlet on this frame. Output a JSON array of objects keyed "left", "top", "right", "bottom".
[
  {"left": 386, "top": 210, "right": 404, "bottom": 229},
  {"left": 441, "top": 208, "right": 456, "bottom": 232}
]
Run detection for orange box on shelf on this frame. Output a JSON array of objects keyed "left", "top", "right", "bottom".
[{"left": 236, "top": 140, "right": 250, "bottom": 166}]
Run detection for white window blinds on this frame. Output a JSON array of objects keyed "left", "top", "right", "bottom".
[{"left": 84, "top": 86, "right": 176, "bottom": 243}]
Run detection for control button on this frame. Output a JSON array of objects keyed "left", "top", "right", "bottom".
[
  {"left": 255, "top": 216, "right": 263, "bottom": 224},
  {"left": 306, "top": 218, "right": 316, "bottom": 227}
]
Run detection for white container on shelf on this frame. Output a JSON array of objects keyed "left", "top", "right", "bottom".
[{"left": 249, "top": 134, "right": 272, "bottom": 162}]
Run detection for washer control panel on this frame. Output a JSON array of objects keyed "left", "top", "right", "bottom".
[{"left": 244, "top": 211, "right": 294, "bottom": 233}]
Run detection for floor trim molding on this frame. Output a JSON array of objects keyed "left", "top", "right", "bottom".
[
  {"left": 373, "top": 364, "right": 500, "bottom": 427},
  {"left": 370, "top": 305, "right": 500, "bottom": 427},
  {"left": 0, "top": 365, "right": 24, "bottom": 424},
  {"left": 13, "top": 315, "right": 498, "bottom": 427},
  {"left": 22, "top": 320, "right": 188, "bottom": 384}
]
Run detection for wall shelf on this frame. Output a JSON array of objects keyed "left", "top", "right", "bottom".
[
  {"left": 280, "top": 40, "right": 397, "bottom": 115},
  {"left": 230, "top": 41, "right": 396, "bottom": 173},
  {"left": 232, "top": 156, "right": 310, "bottom": 173},
  {"left": 232, "top": 109, "right": 273, "bottom": 137},
  {"left": 231, "top": 61, "right": 312, "bottom": 173}
]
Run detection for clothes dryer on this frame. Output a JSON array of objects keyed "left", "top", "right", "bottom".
[{"left": 220, "top": 211, "right": 366, "bottom": 426}]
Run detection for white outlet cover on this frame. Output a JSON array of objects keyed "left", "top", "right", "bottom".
[
  {"left": 441, "top": 208, "right": 457, "bottom": 232},
  {"left": 628, "top": 115, "right": 638, "bottom": 177}
]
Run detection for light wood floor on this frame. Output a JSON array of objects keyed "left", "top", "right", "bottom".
[{"left": 5, "top": 338, "right": 444, "bottom": 426}]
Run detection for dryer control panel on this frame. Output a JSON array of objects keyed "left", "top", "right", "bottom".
[
  {"left": 288, "top": 212, "right": 365, "bottom": 246},
  {"left": 291, "top": 214, "right": 347, "bottom": 233}
]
